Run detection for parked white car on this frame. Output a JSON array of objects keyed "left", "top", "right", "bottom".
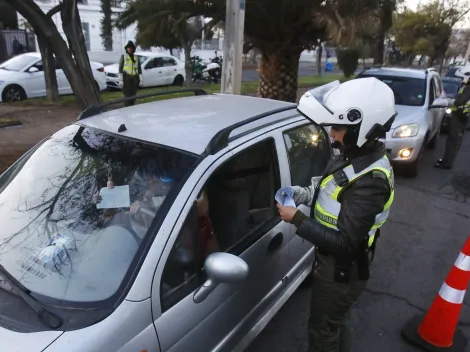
[
  {"left": 0, "top": 53, "right": 107, "bottom": 103},
  {"left": 104, "top": 52, "right": 186, "bottom": 89},
  {"left": 356, "top": 67, "right": 447, "bottom": 177}
]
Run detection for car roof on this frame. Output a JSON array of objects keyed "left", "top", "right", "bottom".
[
  {"left": 359, "top": 67, "right": 430, "bottom": 79},
  {"left": 78, "top": 94, "right": 296, "bottom": 155},
  {"left": 135, "top": 52, "right": 175, "bottom": 58}
]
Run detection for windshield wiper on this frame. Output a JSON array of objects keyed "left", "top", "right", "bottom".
[{"left": 0, "top": 264, "right": 63, "bottom": 329}]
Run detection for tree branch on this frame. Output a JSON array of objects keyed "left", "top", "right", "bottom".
[{"left": 47, "top": 3, "right": 62, "bottom": 17}]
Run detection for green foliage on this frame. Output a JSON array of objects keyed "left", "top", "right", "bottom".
[
  {"left": 337, "top": 48, "right": 359, "bottom": 77},
  {"left": 393, "top": 1, "right": 470, "bottom": 60}
]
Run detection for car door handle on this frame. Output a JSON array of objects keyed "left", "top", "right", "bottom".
[
  {"left": 174, "top": 68, "right": 177, "bottom": 71},
  {"left": 158, "top": 71, "right": 162, "bottom": 73},
  {"left": 267, "top": 232, "right": 283, "bottom": 254}
]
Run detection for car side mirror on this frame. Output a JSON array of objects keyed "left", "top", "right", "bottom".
[
  {"left": 193, "top": 252, "right": 249, "bottom": 303},
  {"left": 429, "top": 98, "right": 447, "bottom": 110},
  {"left": 28, "top": 67, "right": 39, "bottom": 73}
]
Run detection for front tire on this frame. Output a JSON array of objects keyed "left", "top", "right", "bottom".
[
  {"left": 173, "top": 75, "right": 184, "bottom": 86},
  {"left": 2, "top": 84, "right": 26, "bottom": 102}
]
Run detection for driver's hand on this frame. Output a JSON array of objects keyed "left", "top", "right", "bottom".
[
  {"left": 93, "top": 193, "right": 102, "bottom": 204},
  {"left": 130, "top": 201, "right": 144, "bottom": 214}
]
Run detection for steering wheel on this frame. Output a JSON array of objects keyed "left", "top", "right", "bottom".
[{"left": 129, "top": 205, "right": 157, "bottom": 236}]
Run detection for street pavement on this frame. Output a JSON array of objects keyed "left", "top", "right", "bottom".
[{"left": 246, "top": 132, "right": 470, "bottom": 352}]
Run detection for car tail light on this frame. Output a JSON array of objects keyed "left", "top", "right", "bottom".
[{"left": 97, "top": 67, "right": 104, "bottom": 72}]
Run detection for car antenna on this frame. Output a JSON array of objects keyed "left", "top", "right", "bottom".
[{"left": 118, "top": 124, "right": 127, "bottom": 133}]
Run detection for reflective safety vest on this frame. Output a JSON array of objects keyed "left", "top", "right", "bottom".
[
  {"left": 449, "top": 87, "right": 470, "bottom": 113},
  {"left": 314, "top": 155, "right": 395, "bottom": 247},
  {"left": 122, "top": 54, "right": 138, "bottom": 76}
]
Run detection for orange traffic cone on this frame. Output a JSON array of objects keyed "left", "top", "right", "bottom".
[{"left": 401, "top": 236, "right": 470, "bottom": 351}]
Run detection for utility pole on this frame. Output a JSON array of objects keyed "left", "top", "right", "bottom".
[
  {"left": 463, "top": 40, "right": 470, "bottom": 66},
  {"left": 221, "top": 0, "right": 245, "bottom": 94}
]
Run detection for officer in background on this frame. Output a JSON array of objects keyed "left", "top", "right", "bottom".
[
  {"left": 277, "top": 77, "right": 396, "bottom": 352},
  {"left": 435, "top": 68, "right": 470, "bottom": 169},
  {"left": 118, "top": 41, "right": 143, "bottom": 107}
]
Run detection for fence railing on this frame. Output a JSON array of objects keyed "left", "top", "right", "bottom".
[{"left": 0, "top": 29, "right": 36, "bottom": 63}]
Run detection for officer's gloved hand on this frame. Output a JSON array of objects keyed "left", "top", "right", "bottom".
[
  {"left": 139, "top": 74, "right": 143, "bottom": 87},
  {"left": 292, "top": 176, "right": 322, "bottom": 207},
  {"left": 118, "top": 74, "right": 123, "bottom": 87}
]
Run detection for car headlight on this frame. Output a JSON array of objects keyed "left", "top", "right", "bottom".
[
  {"left": 392, "top": 124, "right": 419, "bottom": 138},
  {"left": 446, "top": 108, "right": 452, "bottom": 114}
]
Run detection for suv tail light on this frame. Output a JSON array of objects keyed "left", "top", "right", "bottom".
[{"left": 97, "top": 67, "right": 104, "bottom": 72}]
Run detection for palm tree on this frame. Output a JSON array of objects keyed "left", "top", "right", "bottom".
[{"left": 119, "top": 0, "right": 378, "bottom": 102}]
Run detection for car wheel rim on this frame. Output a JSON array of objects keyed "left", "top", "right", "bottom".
[{"left": 6, "top": 88, "right": 21, "bottom": 101}]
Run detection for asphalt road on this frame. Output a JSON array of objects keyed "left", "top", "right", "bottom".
[{"left": 246, "top": 132, "right": 470, "bottom": 352}]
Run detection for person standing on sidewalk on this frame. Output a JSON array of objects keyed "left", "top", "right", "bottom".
[
  {"left": 277, "top": 77, "right": 397, "bottom": 352},
  {"left": 435, "top": 70, "right": 470, "bottom": 169},
  {"left": 119, "top": 41, "right": 143, "bottom": 107}
]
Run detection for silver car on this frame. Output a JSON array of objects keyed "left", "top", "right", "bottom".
[
  {"left": 0, "top": 89, "right": 335, "bottom": 352},
  {"left": 356, "top": 67, "right": 447, "bottom": 177}
]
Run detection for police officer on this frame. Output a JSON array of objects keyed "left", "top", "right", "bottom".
[
  {"left": 119, "top": 41, "right": 143, "bottom": 107},
  {"left": 277, "top": 77, "right": 397, "bottom": 352},
  {"left": 435, "top": 69, "right": 470, "bottom": 169}
]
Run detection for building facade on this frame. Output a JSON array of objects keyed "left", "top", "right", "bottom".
[{"left": 17, "top": 0, "right": 137, "bottom": 53}]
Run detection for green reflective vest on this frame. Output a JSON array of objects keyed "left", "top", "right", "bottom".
[
  {"left": 314, "top": 155, "right": 395, "bottom": 247},
  {"left": 122, "top": 54, "right": 138, "bottom": 76},
  {"left": 449, "top": 87, "right": 470, "bottom": 113}
]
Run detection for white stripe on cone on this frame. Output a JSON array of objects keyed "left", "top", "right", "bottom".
[
  {"left": 454, "top": 253, "right": 470, "bottom": 271},
  {"left": 439, "top": 282, "right": 466, "bottom": 304}
]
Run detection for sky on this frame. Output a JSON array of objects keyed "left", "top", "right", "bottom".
[{"left": 405, "top": 0, "right": 470, "bottom": 27}]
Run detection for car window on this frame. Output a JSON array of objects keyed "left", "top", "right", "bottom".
[
  {"left": 145, "top": 58, "right": 163, "bottom": 69},
  {"left": 32, "top": 58, "right": 61, "bottom": 72},
  {"left": 137, "top": 55, "right": 149, "bottom": 66},
  {"left": 429, "top": 78, "right": 436, "bottom": 103},
  {"left": 0, "top": 54, "right": 39, "bottom": 72},
  {"left": 162, "top": 57, "right": 177, "bottom": 66},
  {"left": 357, "top": 74, "right": 426, "bottom": 106},
  {"left": 0, "top": 125, "right": 198, "bottom": 306},
  {"left": 160, "top": 138, "right": 280, "bottom": 312},
  {"left": 443, "top": 80, "right": 460, "bottom": 98},
  {"left": 283, "top": 123, "right": 330, "bottom": 187}
]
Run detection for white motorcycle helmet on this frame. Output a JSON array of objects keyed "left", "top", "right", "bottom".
[
  {"left": 455, "top": 66, "right": 470, "bottom": 84},
  {"left": 297, "top": 77, "right": 397, "bottom": 149}
]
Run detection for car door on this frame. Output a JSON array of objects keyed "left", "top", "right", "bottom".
[
  {"left": 53, "top": 58, "right": 71, "bottom": 94},
  {"left": 143, "top": 57, "right": 166, "bottom": 87},
  {"left": 432, "top": 76, "right": 446, "bottom": 132},
  {"left": 23, "top": 60, "right": 47, "bottom": 97},
  {"left": 426, "top": 76, "right": 438, "bottom": 136},
  {"left": 274, "top": 120, "right": 332, "bottom": 271},
  {"left": 161, "top": 57, "right": 179, "bottom": 84},
  {"left": 151, "top": 136, "right": 292, "bottom": 352}
]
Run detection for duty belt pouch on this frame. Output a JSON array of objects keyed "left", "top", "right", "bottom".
[
  {"left": 357, "top": 237, "right": 371, "bottom": 280},
  {"left": 334, "top": 257, "right": 352, "bottom": 284}
]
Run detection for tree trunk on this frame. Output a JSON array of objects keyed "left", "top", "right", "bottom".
[
  {"left": 373, "top": 24, "right": 385, "bottom": 65},
  {"left": 10, "top": 0, "right": 101, "bottom": 110},
  {"left": 317, "top": 45, "right": 323, "bottom": 76},
  {"left": 257, "top": 48, "right": 302, "bottom": 103},
  {"left": 100, "top": 0, "right": 113, "bottom": 51},
  {"left": 182, "top": 41, "right": 192, "bottom": 87},
  {"left": 37, "top": 33, "right": 59, "bottom": 102},
  {"left": 418, "top": 55, "right": 423, "bottom": 66},
  {"left": 427, "top": 56, "right": 435, "bottom": 68},
  {"left": 61, "top": 0, "right": 101, "bottom": 108}
]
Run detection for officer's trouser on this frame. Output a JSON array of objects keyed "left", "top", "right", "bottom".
[
  {"left": 308, "top": 250, "right": 367, "bottom": 352},
  {"left": 441, "top": 111, "right": 468, "bottom": 167},
  {"left": 122, "top": 73, "right": 140, "bottom": 106}
]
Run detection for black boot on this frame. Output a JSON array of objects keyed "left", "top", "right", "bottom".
[{"left": 434, "top": 159, "right": 452, "bottom": 169}]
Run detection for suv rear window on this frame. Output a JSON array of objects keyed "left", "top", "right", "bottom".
[{"left": 357, "top": 74, "right": 426, "bottom": 106}]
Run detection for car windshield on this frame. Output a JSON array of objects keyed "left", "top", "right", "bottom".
[
  {"left": 137, "top": 55, "right": 149, "bottom": 65},
  {"left": 357, "top": 74, "right": 426, "bottom": 106},
  {"left": 443, "top": 81, "right": 460, "bottom": 98},
  {"left": 0, "top": 54, "right": 38, "bottom": 72},
  {"left": 0, "top": 125, "right": 198, "bottom": 306}
]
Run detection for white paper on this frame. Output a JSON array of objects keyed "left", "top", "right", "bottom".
[
  {"left": 96, "top": 185, "right": 131, "bottom": 209},
  {"left": 275, "top": 187, "right": 296, "bottom": 207}
]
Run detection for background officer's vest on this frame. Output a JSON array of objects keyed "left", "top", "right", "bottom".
[
  {"left": 450, "top": 86, "right": 470, "bottom": 113},
  {"left": 314, "top": 155, "right": 394, "bottom": 247},
  {"left": 123, "top": 54, "right": 138, "bottom": 76}
]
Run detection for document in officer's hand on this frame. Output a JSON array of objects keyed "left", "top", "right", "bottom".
[{"left": 274, "top": 187, "right": 296, "bottom": 207}]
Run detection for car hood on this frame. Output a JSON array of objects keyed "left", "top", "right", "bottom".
[
  {"left": 104, "top": 63, "right": 119, "bottom": 74},
  {"left": 0, "top": 281, "right": 63, "bottom": 352},
  {"left": 392, "top": 105, "right": 424, "bottom": 127}
]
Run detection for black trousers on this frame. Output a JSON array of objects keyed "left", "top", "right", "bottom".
[
  {"left": 308, "top": 251, "right": 368, "bottom": 352},
  {"left": 122, "top": 73, "right": 140, "bottom": 107},
  {"left": 441, "top": 110, "right": 469, "bottom": 167}
]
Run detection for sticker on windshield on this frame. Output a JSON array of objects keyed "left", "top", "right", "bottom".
[{"left": 30, "top": 234, "right": 77, "bottom": 275}]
